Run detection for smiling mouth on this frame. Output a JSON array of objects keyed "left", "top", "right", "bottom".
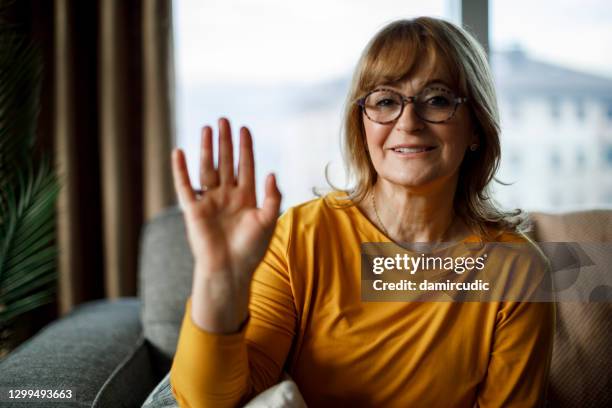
[{"left": 391, "top": 146, "right": 437, "bottom": 154}]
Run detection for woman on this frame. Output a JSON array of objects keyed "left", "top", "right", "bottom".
[{"left": 169, "top": 17, "right": 555, "bottom": 407}]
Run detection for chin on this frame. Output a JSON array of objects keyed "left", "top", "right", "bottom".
[
  {"left": 379, "top": 166, "right": 452, "bottom": 189},
  {"left": 384, "top": 174, "right": 438, "bottom": 188}
]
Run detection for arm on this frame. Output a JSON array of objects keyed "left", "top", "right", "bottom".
[
  {"left": 167, "top": 119, "right": 291, "bottom": 408},
  {"left": 476, "top": 236, "right": 556, "bottom": 407},
  {"left": 475, "top": 301, "right": 556, "bottom": 407},
  {"left": 170, "top": 210, "right": 298, "bottom": 408}
]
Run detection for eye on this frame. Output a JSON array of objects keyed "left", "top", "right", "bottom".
[
  {"left": 420, "top": 86, "right": 454, "bottom": 108},
  {"left": 366, "top": 90, "right": 402, "bottom": 109},
  {"left": 376, "top": 98, "right": 399, "bottom": 107},
  {"left": 426, "top": 96, "right": 452, "bottom": 107}
]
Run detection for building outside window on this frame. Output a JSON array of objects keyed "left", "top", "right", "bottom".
[{"left": 491, "top": 0, "right": 612, "bottom": 211}]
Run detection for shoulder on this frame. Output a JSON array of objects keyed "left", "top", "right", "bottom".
[
  {"left": 279, "top": 191, "right": 353, "bottom": 225},
  {"left": 478, "top": 227, "right": 551, "bottom": 270},
  {"left": 486, "top": 229, "right": 552, "bottom": 287},
  {"left": 476, "top": 228, "right": 553, "bottom": 301}
]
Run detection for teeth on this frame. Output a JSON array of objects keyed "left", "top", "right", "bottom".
[{"left": 394, "top": 147, "right": 430, "bottom": 153}]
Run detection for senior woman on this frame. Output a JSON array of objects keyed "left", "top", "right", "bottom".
[{"left": 169, "top": 17, "right": 554, "bottom": 407}]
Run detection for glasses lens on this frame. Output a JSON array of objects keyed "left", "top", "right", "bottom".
[
  {"left": 415, "top": 86, "right": 456, "bottom": 122},
  {"left": 364, "top": 90, "right": 402, "bottom": 123}
]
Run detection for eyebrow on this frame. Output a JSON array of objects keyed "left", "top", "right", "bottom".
[{"left": 381, "top": 78, "right": 454, "bottom": 91}]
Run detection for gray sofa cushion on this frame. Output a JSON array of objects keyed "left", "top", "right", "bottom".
[
  {"left": 93, "top": 336, "right": 160, "bottom": 408},
  {"left": 0, "top": 299, "right": 142, "bottom": 407},
  {"left": 138, "top": 207, "right": 192, "bottom": 373}
]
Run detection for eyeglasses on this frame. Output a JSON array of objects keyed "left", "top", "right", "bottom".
[{"left": 357, "top": 86, "right": 468, "bottom": 124}]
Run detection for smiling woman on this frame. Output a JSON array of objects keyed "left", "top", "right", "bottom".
[{"left": 169, "top": 16, "right": 555, "bottom": 408}]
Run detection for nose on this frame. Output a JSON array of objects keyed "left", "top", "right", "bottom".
[{"left": 396, "top": 99, "right": 425, "bottom": 132}]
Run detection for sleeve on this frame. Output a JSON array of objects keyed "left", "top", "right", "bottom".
[
  {"left": 169, "top": 209, "right": 299, "bottom": 408},
  {"left": 475, "top": 244, "right": 556, "bottom": 408}
]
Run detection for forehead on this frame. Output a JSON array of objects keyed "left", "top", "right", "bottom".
[{"left": 381, "top": 53, "right": 454, "bottom": 91}]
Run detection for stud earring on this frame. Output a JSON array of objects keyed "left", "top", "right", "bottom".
[{"left": 469, "top": 143, "right": 479, "bottom": 151}]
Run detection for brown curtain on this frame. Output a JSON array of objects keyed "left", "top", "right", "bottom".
[{"left": 53, "top": 0, "right": 175, "bottom": 315}]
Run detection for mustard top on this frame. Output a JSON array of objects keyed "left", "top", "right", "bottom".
[{"left": 170, "top": 192, "right": 555, "bottom": 407}]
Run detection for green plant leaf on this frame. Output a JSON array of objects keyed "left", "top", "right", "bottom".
[
  {"left": 0, "top": 11, "right": 59, "bottom": 333},
  {"left": 0, "top": 288, "right": 56, "bottom": 324}
]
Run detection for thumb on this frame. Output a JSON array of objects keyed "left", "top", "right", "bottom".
[{"left": 258, "top": 173, "right": 282, "bottom": 227}]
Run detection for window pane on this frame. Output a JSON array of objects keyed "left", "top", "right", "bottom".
[
  {"left": 491, "top": 0, "right": 612, "bottom": 211},
  {"left": 174, "top": 0, "right": 449, "bottom": 210}
]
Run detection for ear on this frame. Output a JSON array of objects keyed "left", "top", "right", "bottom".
[
  {"left": 467, "top": 113, "right": 480, "bottom": 145},
  {"left": 467, "top": 131, "right": 480, "bottom": 152},
  {"left": 470, "top": 132, "right": 479, "bottom": 146}
]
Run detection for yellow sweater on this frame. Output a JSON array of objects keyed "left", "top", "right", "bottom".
[{"left": 170, "top": 192, "right": 555, "bottom": 407}]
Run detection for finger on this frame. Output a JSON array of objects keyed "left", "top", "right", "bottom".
[
  {"left": 199, "top": 126, "right": 218, "bottom": 189},
  {"left": 237, "top": 127, "right": 255, "bottom": 192},
  {"left": 171, "top": 148, "right": 196, "bottom": 206},
  {"left": 218, "top": 117, "right": 235, "bottom": 185},
  {"left": 257, "top": 173, "right": 282, "bottom": 227}
]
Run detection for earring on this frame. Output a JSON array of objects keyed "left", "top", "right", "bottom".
[{"left": 469, "top": 143, "right": 479, "bottom": 151}]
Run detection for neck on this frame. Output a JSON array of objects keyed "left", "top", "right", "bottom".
[{"left": 371, "top": 176, "right": 466, "bottom": 243}]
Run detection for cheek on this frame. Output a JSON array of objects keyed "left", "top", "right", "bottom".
[
  {"left": 363, "top": 119, "right": 390, "bottom": 151},
  {"left": 438, "top": 133, "right": 471, "bottom": 170},
  {"left": 441, "top": 116, "right": 473, "bottom": 159}
]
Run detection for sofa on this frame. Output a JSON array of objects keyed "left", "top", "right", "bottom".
[{"left": 0, "top": 207, "right": 610, "bottom": 407}]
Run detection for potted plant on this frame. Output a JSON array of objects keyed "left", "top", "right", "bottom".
[{"left": 0, "top": 10, "right": 60, "bottom": 358}]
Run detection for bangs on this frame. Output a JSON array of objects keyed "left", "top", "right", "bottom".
[{"left": 357, "top": 22, "right": 460, "bottom": 96}]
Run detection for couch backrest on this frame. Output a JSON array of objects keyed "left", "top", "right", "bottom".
[
  {"left": 138, "top": 207, "right": 193, "bottom": 373},
  {"left": 529, "top": 210, "right": 612, "bottom": 407},
  {"left": 138, "top": 207, "right": 612, "bottom": 406}
]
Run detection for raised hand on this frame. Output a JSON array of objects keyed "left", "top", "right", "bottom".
[{"left": 171, "top": 118, "right": 282, "bottom": 333}]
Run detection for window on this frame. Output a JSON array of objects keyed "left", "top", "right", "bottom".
[
  {"left": 491, "top": 0, "right": 612, "bottom": 211},
  {"left": 174, "top": 0, "right": 449, "bottom": 210},
  {"left": 508, "top": 151, "right": 522, "bottom": 171},
  {"left": 550, "top": 151, "right": 561, "bottom": 170},
  {"left": 576, "top": 149, "right": 586, "bottom": 170},
  {"left": 509, "top": 97, "right": 520, "bottom": 120},
  {"left": 605, "top": 145, "right": 612, "bottom": 167},
  {"left": 549, "top": 97, "right": 561, "bottom": 120},
  {"left": 576, "top": 99, "right": 585, "bottom": 121}
]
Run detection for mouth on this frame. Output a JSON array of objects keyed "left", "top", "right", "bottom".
[{"left": 389, "top": 146, "right": 438, "bottom": 155}]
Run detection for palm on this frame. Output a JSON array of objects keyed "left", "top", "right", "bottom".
[
  {"left": 185, "top": 190, "right": 273, "bottom": 275},
  {"left": 172, "top": 118, "right": 282, "bottom": 279}
]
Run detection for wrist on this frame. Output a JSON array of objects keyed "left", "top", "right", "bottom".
[
  {"left": 190, "top": 271, "right": 250, "bottom": 333},
  {"left": 190, "top": 297, "right": 249, "bottom": 334}
]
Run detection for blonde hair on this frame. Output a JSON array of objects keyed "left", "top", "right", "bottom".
[{"left": 321, "top": 16, "right": 525, "bottom": 238}]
